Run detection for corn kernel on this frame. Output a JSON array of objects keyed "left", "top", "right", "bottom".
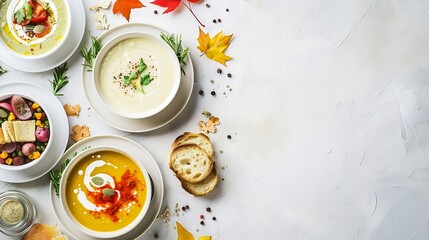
[
  {"left": 7, "top": 113, "right": 15, "bottom": 121},
  {"left": 5, "top": 158, "right": 12, "bottom": 165},
  {"left": 34, "top": 113, "right": 42, "bottom": 120},
  {"left": 35, "top": 120, "right": 44, "bottom": 128},
  {"left": 31, "top": 103, "right": 39, "bottom": 109},
  {"left": 29, "top": 151, "right": 41, "bottom": 160},
  {"left": 0, "top": 151, "right": 7, "bottom": 159}
]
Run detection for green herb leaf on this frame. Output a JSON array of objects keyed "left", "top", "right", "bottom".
[
  {"left": 123, "top": 75, "right": 131, "bottom": 86},
  {"left": 141, "top": 74, "right": 151, "bottom": 86},
  {"left": 102, "top": 188, "right": 115, "bottom": 197},
  {"left": 160, "top": 32, "right": 189, "bottom": 75},
  {"left": 0, "top": 66, "right": 7, "bottom": 76},
  {"left": 202, "top": 111, "right": 212, "bottom": 119},
  {"left": 123, "top": 58, "right": 152, "bottom": 95},
  {"left": 49, "top": 62, "right": 69, "bottom": 96},
  {"left": 49, "top": 152, "right": 77, "bottom": 197},
  {"left": 91, "top": 176, "right": 104, "bottom": 185},
  {"left": 24, "top": 3, "right": 32, "bottom": 19},
  {"left": 80, "top": 36, "right": 102, "bottom": 71},
  {"left": 14, "top": 9, "right": 25, "bottom": 23}
]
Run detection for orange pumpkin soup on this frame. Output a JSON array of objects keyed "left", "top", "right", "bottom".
[{"left": 65, "top": 150, "right": 147, "bottom": 231}]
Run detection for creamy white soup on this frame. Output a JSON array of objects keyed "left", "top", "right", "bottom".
[{"left": 98, "top": 36, "right": 178, "bottom": 116}]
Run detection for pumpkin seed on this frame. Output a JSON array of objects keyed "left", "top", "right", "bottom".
[
  {"left": 102, "top": 188, "right": 115, "bottom": 197},
  {"left": 33, "top": 24, "right": 46, "bottom": 34},
  {"left": 91, "top": 176, "right": 104, "bottom": 185}
]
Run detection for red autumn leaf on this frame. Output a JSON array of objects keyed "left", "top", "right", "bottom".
[
  {"left": 113, "top": 0, "right": 145, "bottom": 22},
  {"left": 151, "top": 0, "right": 180, "bottom": 13},
  {"left": 151, "top": 0, "right": 204, "bottom": 26}
]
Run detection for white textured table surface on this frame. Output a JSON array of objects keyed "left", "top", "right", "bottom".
[{"left": 1, "top": 0, "right": 429, "bottom": 239}]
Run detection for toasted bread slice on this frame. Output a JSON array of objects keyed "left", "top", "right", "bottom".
[
  {"left": 0, "top": 128, "right": 6, "bottom": 145},
  {"left": 1, "top": 121, "right": 14, "bottom": 143},
  {"left": 172, "top": 132, "right": 214, "bottom": 159},
  {"left": 14, "top": 120, "right": 35, "bottom": 142},
  {"left": 169, "top": 144, "right": 214, "bottom": 183},
  {"left": 181, "top": 168, "right": 219, "bottom": 197}
]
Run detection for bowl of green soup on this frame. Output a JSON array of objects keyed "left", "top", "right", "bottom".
[{"left": 0, "top": 0, "right": 71, "bottom": 59}]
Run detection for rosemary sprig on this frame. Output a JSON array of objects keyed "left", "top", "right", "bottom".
[
  {"left": 49, "top": 152, "right": 76, "bottom": 197},
  {"left": 49, "top": 62, "right": 69, "bottom": 96},
  {"left": 80, "top": 36, "right": 102, "bottom": 71},
  {"left": 160, "top": 32, "right": 189, "bottom": 75},
  {"left": 0, "top": 66, "right": 7, "bottom": 76}
]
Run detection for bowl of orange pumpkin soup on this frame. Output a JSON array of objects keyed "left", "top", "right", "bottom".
[{"left": 59, "top": 146, "right": 152, "bottom": 238}]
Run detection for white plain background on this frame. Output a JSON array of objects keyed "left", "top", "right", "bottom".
[{"left": 1, "top": 0, "right": 429, "bottom": 239}]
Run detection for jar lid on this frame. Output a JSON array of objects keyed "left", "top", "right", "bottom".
[{"left": 0, "top": 190, "right": 37, "bottom": 236}]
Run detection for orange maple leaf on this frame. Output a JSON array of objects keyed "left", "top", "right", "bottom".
[
  {"left": 197, "top": 27, "right": 233, "bottom": 66},
  {"left": 113, "top": 0, "right": 145, "bottom": 22}
]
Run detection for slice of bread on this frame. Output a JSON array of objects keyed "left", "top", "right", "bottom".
[
  {"left": 169, "top": 144, "right": 214, "bottom": 183},
  {"left": 1, "top": 121, "right": 14, "bottom": 143},
  {"left": 172, "top": 132, "right": 214, "bottom": 159},
  {"left": 14, "top": 120, "right": 35, "bottom": 142},
  {"left": 0, "top": 128, "right": 6, "bottom": 145},
  {"left": 23, "top": 223, "right": 69, "bottom": 240},
  {"left": 181, "top": 168, "right": 219, "bottom": 197}
]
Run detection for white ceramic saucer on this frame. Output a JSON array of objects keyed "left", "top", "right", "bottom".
[
  {"left": 0, "top": 0, "right": 85, "bottom": 72},
  {"left": 0, "top": 82, "right": 69, "bottom": 183},
  {"left": 49, "top": 135, "right": 164, "bottom": 240},
  {"left": 81, "top": 23, "right": 194, "bottom": 132}
]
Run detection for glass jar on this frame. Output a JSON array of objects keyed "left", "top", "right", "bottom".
[{"left": 0, "top": 190, "right": 37, "bottom": 236}]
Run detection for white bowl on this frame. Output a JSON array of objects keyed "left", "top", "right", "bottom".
[
  {"left": 92, "top": 32, "right": 181, "bottom": 119},
  {"left": 0, "top": 94, "right": 53, "bottom": 171},
  {"left": 1, "top": 0, "right": 71, "bottom": 60},
  {"left": 59, "top": 146, "right": 152, "bottom": 238}
]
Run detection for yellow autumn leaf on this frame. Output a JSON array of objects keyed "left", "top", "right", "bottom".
[
  {"left": 177, "top": 222, "right": 195, "bottom": 240},
  {"left": 198, "top": 237, "right": 212, "bottom": 240},
  {"left": 197, "top": 27, "right": 233, "bottom": 66}
]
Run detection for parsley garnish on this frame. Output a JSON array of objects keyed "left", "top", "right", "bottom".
[
  {"left": 160, "top": 32, "right": 189, "bottom": 75},
  {"left": 123, "top": 58, "right": 153, "bottom": 94}
]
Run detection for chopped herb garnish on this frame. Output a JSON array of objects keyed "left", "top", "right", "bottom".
[
  {"left": 0, "top": 66, "right": 7, "bottom": 76},
  {"left": 49, "top": 62, "right": 69, "bottom": 96},
  {"left": 49, "top": 152, "right": 76, "bottom": 197},
  {"left": 124, "top": 58, "right": 152, "bottom": 94},
  {"left": 14, "top": 9, "right": 25, "bottom": 23},
  {"left": 80, "top": 36, "right": 102, "bottom": 71},
  {"left": 160, "top": 32, "right": 189, "bottom": 75},
  {"left": 202, "top": 111, "right": 212, "bottom": 119}
]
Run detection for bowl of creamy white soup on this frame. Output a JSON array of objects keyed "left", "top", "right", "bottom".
[{"left": 92, "top": 32, "right": 181, "bottom": 119}]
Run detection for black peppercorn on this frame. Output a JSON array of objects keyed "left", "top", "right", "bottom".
[
  {"left": 227, "top": 73, "right": 232, "bottom": 78},
  {"left": 217, "top": 68, "right": 222, "bottom": 74},
  {"left": 154, "top": 10, "right": 158, "bottom": 14},
  {"left": 206, "top": 207, "right": 211, "bottom": 212},
  {"left": 227, "top": 135, "right": 232, "bottom": 139},
  {"left": 200, "top": 221, "right": 205, "bottom": 225},
  {"left": 213, "top": 19, "right": 217, "bottom": 23},
  {"left": 212, "top": 217, "right": 217, "bottom": 221},
  {"left": 211, "top": 91, "right": 216, "bottom": 96},
  {"left": 199, "top": 89, "right": 204, "bottom": 96},
  {"left": 206, "top": 3, "right": 210, "bottom": 8}
]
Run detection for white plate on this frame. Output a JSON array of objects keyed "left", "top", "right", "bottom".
[
  {"left": 0, "top": 82, "right": 69, "bottom": 183},
  {"left": 0, "top": 0, "right": 86, "bottom": 72},
  {"left": 81, "top": 23, "right": 194, "bottom": 132},
  {"left": 50, "top": 135, "right": 164, "bottom": 240}
]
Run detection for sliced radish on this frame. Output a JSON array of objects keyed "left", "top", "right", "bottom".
[
  {"left": 10, "top": 96, "right": 32, "bottom": 120},
  {"left": 0, "top": 102, "right": 12, "bottom": 112},
  {"left": 0, "top": 143, "right": 17, "bottom": 153}
]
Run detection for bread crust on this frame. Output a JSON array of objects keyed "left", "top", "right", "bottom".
[
  {"left": 181, "top": 168, "right": 219, "bottom": 197},
  {"left": 169, "top": 144, "right": 214, "bottom": 183},
  {"left": 172, "top": 132, "right": 214, "bottom": 159}
]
